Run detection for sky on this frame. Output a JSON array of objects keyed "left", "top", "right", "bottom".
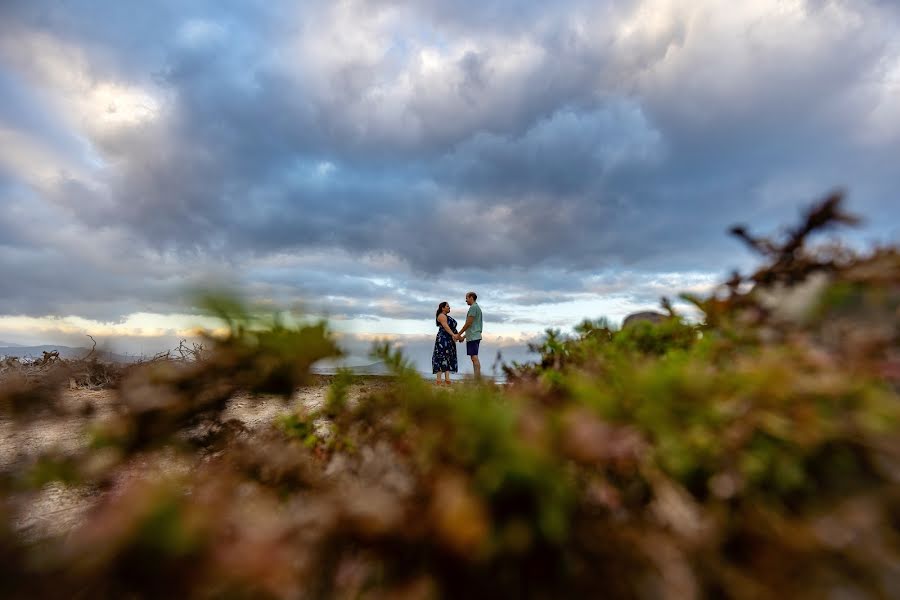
[{"left": 1, "top": 0, "right": 899, "bottom": 372}]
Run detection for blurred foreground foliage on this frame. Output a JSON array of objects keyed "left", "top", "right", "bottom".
[{"left": 1, "top": 192, "right": 899, "bottom": 599}]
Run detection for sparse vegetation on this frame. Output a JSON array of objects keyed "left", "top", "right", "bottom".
[{"left": 1, "top": 193, "right": 898, "bottom": 598}]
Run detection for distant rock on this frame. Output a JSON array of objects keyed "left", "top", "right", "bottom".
[{"left": 622, "top": 311, "right": 668, "bottom": 328}]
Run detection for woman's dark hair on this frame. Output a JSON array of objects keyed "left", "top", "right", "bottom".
[{"left": 435, "top": 301, "right": 449, "bottom": 319}]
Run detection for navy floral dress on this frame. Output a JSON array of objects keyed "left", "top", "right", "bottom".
[{"left": 432, "top": 314, "right": 459, "bottom": 373}]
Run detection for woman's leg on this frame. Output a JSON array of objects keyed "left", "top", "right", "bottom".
[{"left": 443, "top": 371, "right": 451, "bottom": 385}]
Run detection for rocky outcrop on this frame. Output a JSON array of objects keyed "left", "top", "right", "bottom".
[{"left": 622, "top": 311, "right": 667, "bottom": 328}]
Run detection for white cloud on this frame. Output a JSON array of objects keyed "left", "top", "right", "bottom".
[{"left": 1, "top": 0, "right": 898, "bottom": 355}]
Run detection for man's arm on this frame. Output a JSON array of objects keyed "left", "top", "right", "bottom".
[{"left": 458, "top": 315, "right": 474, "bottom": 335}]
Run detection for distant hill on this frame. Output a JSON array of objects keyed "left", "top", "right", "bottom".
[
  {"left": 0, "top": 341, "right": 24, "bottom": 347},
  {"left": 0, "top": 345, "right": 134, "bottom": 363}
]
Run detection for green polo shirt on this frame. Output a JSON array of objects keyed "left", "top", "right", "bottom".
[{"left": 466, "top": 302, "right": 483, "bottom": 341}]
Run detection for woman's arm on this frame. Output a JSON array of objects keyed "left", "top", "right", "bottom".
[{"left": 437, "top": 314, "right": 456, "bottom": 337}]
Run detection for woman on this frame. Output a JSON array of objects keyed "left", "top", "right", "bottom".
[{"left": 432, "top": 301, "right": 461, "bottom": 385}]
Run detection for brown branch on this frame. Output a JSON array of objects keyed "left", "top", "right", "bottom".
[
  {"left": 80, "top": 334, "right": 97, "bottom": 361},
  {"left": 660, "top": 297, "right": 676, "bottom": 318}
]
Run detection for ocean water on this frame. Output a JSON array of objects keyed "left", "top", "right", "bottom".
[{"left": 311, "top": 359, "right": 507, "bottom": 384}]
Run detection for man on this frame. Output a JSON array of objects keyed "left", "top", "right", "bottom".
[{"left": 457, "top": 291, "right": 483, "bottom": 379}]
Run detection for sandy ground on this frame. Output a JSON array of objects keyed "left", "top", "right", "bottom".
[{"left": 0, "top": 378, "right": 389, "bottom": 540}]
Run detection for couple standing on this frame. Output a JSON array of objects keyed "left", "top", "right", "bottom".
[{"left": 432, "top": 291, "right": 483, "bottom": 385}]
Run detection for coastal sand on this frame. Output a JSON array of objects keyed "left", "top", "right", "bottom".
[{"left": 1, "top": 378, "right": 389, "bottom": 540}]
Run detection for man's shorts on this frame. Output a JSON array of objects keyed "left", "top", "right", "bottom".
[{"left": 466, "top": 339, "right": 481, "bottom": 356}]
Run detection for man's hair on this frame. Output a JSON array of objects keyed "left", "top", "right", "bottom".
[{"left": 466, "top": 291, "right": 477, "bottom": 301}]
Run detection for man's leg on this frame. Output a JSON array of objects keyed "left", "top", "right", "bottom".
[{"left": 466, "top": 339, "right": 482, "bottom": 380}]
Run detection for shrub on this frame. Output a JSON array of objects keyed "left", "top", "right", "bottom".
[{"left": 1, "top": 193, "right": 898, "bottom": 599}]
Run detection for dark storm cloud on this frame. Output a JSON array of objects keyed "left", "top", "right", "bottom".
[{"left": 1, "top": 0, "right": 898, "bottom": 324}]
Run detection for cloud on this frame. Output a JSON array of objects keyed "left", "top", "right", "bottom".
[{"left": 0, "top": 0, "right": 898, "bottom": 336}]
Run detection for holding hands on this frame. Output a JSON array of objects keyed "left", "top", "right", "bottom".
[{"left": 437, "top": 303, "right": 464, "bottom": 343}]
